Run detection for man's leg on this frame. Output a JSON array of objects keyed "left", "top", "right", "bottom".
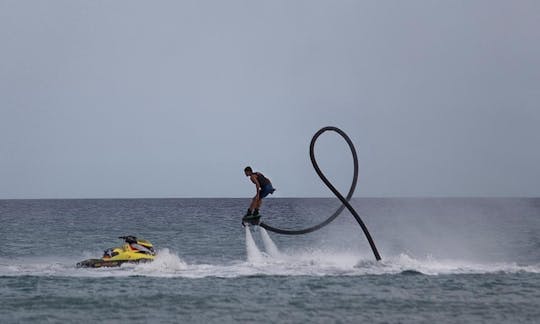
[
  {"left": 250, "top": 197, "right": 258, "bottom": 211},
  {"left": 246, "top": 197, "right": 258, "bottom": 216},
  {"left": 253, "top": 199, "right": 262, "bottom": 216}
]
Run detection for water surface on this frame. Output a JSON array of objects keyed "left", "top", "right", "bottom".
[{"left": 1, "top": 198, "right": 539, "bottom": 323}]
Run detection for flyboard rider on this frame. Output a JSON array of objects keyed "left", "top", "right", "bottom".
[{"left": 243, "top": 166, "right": 275, "bottom": 218}]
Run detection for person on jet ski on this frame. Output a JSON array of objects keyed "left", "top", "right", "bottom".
[
  {"left": 123, "top": 235, "right": 153, "bottom": 255},
  {"left": 103, "top": 248, "right": 115, "bottom": 258},
  {"left": 244, "top": 166, "right": 275, "bottom": 217}
]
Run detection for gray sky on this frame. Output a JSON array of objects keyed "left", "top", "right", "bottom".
[{"left": 1, "top": 0, "right": 539, "bottom": 199}]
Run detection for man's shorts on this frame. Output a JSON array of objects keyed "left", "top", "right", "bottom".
[{"left": 259, "top": 184, "right": 275, "bottom": 199}]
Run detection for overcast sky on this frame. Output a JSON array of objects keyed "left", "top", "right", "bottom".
[{"left": 1, "top": 1, "right": 539, "bottom": 199}]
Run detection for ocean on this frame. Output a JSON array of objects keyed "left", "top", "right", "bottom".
[{"left": 1, "top": 198, "right": 539, "bottom": 323}]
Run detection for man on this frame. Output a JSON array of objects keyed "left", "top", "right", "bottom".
[
  {"left": 122, "top": 235, "right": 154, "bottom": 255},
  {"left": 244, "top": 166, "right": 275, "bottom": 217}
]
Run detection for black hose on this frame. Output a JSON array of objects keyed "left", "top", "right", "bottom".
[{"left": 259, "top": 126, "right": 381, "bottom": 261}]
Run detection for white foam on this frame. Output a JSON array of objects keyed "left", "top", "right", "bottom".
[
  {"left": 133, "top": 248, "right": 188, "bottom": 274},
  {"left": 1, "top": 250, "right": 539, "bottom": 278},
  {"left": 368, "top": 253, "right": 540, "bottom": 275}
]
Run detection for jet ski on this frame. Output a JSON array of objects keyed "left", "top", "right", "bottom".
[{"left": 77, "top": 235, "right": 156, "bottom": 268}]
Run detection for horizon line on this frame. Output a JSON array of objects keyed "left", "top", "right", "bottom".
[{"left": 1, "top": 196, "right": 539, "bottom": 201}]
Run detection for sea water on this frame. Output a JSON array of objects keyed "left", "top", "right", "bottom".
[{"left": 1, "top": 198, "right": 539, "bottom": 323}]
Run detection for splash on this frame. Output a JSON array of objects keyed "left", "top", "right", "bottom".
[
  {"left": 245, "top": 226, "right": 264, "bottom": 263},
  {"left": 134, "top": 248, "right": 188, "bottom": 274},
  {"left": 260, "top": 227, "right": 281, "bottom": 258},
  {"left": 0, "top": 251, "right": 539, "bottom": 278}
]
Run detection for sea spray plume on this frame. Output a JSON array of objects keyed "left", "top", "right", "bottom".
[
  {"left": 135, "top": 248, "right": 187, "bottom": 273},
  {"left": 260, "top": 227, "right": 281, "bottom": 258},
  {"left": 260, "top": 126, "right": 382, "bottom": 261},
  {"left": 360, "top": 198, "right": 540, "bottom": 264},
  {"left": 245, "top": 227, "right": 264, "bottom": 263}
]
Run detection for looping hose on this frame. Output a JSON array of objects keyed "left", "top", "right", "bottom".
[{"left": 259, "top": 126, "right": 381, "bottom": 261}]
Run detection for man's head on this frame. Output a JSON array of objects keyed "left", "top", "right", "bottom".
[{"left": 244, "top": 166, "right": 253, "bottom": 176}]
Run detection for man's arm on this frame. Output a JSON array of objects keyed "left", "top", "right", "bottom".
[{"left": 250, "top": 174, "right": 261, "bottom": 199}]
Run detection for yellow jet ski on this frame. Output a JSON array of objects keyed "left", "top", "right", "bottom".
[{"left": 77, "top": 236, "right": 156, "bottom": 268}]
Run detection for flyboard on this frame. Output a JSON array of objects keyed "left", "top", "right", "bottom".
[{"left": 242, "top": 214, "right": 261, "bottom": 226}]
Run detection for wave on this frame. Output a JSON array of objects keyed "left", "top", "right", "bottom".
[{"left": 1, "top": 248, "right": 539, "bottom": 279}]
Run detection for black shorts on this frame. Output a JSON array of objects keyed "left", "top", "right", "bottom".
[{"left": 259, "top": 184, "right": 275, "bottom": 199}]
